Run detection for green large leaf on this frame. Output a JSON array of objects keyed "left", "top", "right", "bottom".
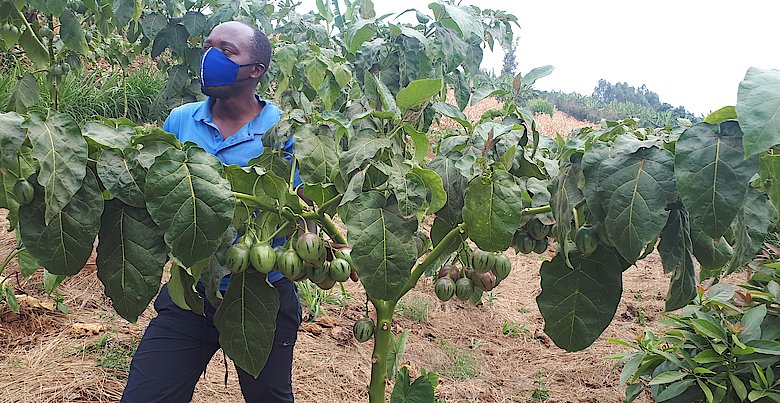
[
  {"left": 759, "top": 151, "right": 780, "bottom": 217},
  {"left": 213, "top": 270, "right": 279, "bottom": 378},
  {"left": 429, "top": 153, "right": 468, "bottom": 221},
  {"left": 151, "top": 24, "right": 189, "bottom": 58},
  {"left": 726, "top": 188, "right": 772, "bottom": 274},
  {"left": 396, "top": 79, "right": 442, "bottom": 113},
  {"left": 675, "top": 122, "right": 758, "bottom": 239},
  {"left": 536, "top": 246, "right": 624, "bottom": 351},
  {"left": 96, "top": 200, "right": 166, "bottom": 323},
  {"left": 601, "top": 146, "right": 676, "bottom": 263},
  {"left": 411, "top": 166, "right": 446, "bottom": 215},
  {"left": 19, "top": 170, "right": 102, "bottom": 275},
  {"left": 97, "top": 149, "right": 146, "bottom": 208},
  {"left": 737, "top": 67, "right": 780, "bottom": 157},
  {"left": 521, "top": 65, "right": 555, "bottom": 89},
  {"left": 390, "top": 366, "right": 437, "bottom": 403},
  {"left": 463, "top": 170, "right": 525, "bottom": 252},
  {"left": 200, "top": 227, "right": 236, "bottom": 308},
  {"left": 167, "top": 264, "right": 204, "bottom": 315},
  {"left": 0, "top": 112, "right": 25, "bottom": 169},
  {"left": 429, "top": 3, "right": 484, "bottom": 43},
  {"left": 339, "top": 128, "right": 393, "bottom": 175},
  {"left": 339, "top": 191, "right": 418, "bottom": 301},
  {"left": 8, "top": 74, "right": 40, "bottom": 113},
  {"left": 549, "top": 160, "right": 583, "bottom": 267},
  {"left": 82, "top": 122, "right": 134, "bottom": 150},
  {"left": 690, "top": 230, "right": 733, "bottom": 280},
  {"left": 18, "top": 28, "right": 49, "bottom": 66},
  {"left": 59, "top": 10, "right": 88, "bottom": 54},
  {"left": 112, "top": 0, "right": 134, "bottom": 27},
  {"left": 391, "top": 170, "right": 427, "bottom": 218},
  {"left": 658, "top": 209, "right": 696, "bottom": 311},
  {"left": 23, "top": 112, "right": 88, "bottom": 223},
  {"left": 145, "top": 144, "right": 235, "bottom": 268},
  {"left": 295, "top": 124, "right": 338, "bottom": 184},
  {"left": 140, "top": 12, "right": 168, "bottom": 40}
]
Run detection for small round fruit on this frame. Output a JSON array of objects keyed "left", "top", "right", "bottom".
[
  {"left": 533, "top": 237, "right": 548, "bottom": 254},
  {"left": 437, "top": 264, "right": 460, "bottom": 282},
  {"left": 328, "top": 258, "right": 351, "bottom": 282},
  {"left": 9, "top": 25, "right": 19, "bottom": 35},
  {"left": 306, "top": 261, "right": 329, "bottom": 284},
  {"left": 353, "top": 317, "right": 374, "bottom": 342},
  {"left": 573, "top": 225, "right": 598, "bottom": 257},
  {"left": 85, "top": 31, "right": 93, "bottom": 42},
  {"left": 61, "top": 62, "right": 71, "bottom": 73},
  {"left": 472, "top": 271, "right": 497, "bottom": 292},
  {"left": 277, "top": 249, "right": 304, "bottom": 279},
  {"left": 40, "top": 26, "right": 53, "bottom": 40},
  {"left": 13, "top": 179, "right": 34, "bottom": 206},
  {"left": 527, "top": 218, "right": 551, "bottom": 240},
  {"left": 317, "top": 277, "right": 337, "bottom": 290},
  {"left": 492, "top": 253, "right": 511, "bottom": 281},
  {"left": 249, "top": 242, "right": 276, "bottom": 274},
  {"left": 471, "top": 248, "right": 496, "bottom": 273},
  {"left": 51, "top": 64, "right": 64, "bottom": 76},
  {"left": 294, "top": 232, "right": 325, "bottom": 263},
  {"left": 434, "top": 277, "right": 456, "bottom": 302},
  {"left": 455, "top": 277, "right": 474, "bottom": 301},
  {"left": 513, "top": 231, "right": 535, "bottom": 254},
  {"left": 226, "top": 245, "right": 250, "bottom": 274}
]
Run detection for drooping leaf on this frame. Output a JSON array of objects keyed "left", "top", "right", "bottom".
[
  {"left": 690, "top": 230, "right": 733, "bottom": 281},
  {"left": 96, "top": 200, "right": 166, "bottom": 323},
  {"left": 19, "top": 170, "right": 102, "bottom": 275},
  {"left": 59, "top": 10, "right": 88, "bottom": 54},
  {"left": 167, "top": 263, "right": 204, "bottom": 315},
  {"left": 549, "top": 160, "right": 583, "bottom": 267},
  {"left": 429, "top": 153, "right": 468, "bottom": 221},
  {"left": 463, "top": 170, "right": 525, "bottom": 252},
  {"left": 339, "top": 191, "right": 418, "bottom": 301},
  {"left": 658, "top": 209, "right": 696, "bottom": 311},
  {"left": 0, "top": 112, "right": 26, "bottom": 169},
  {"left": 200, "top": 227, "right": 236, "bottom": 308},
  {"left": 213, "top": 270, "right": 279, "bottom": 378},
  {"left": 431, "top": 102, "right": 472, "bottom": 132},
  {"left": 403, "top": 125, "right": 429, "bottom": 164},
  {"left": 726, "top": 188, "right": 772, "bottom": 274},
  {"left": 391, "top": 170, "right": 427, "bottom": 218},
  {"left": 537, "top": 246, "right": 624, "bottom": 351},
  {"left": 97, "top": 149, "right": 146, "bottom": 208},
  {"left": 759, "top": 151, "right": 780, "bottom": 217},
  {"left": 428, "top": 3, "right": 484, "bottom": 43},
  {"left": 8, "top": 74, "right": 40, "bottom": 113},
  {"left": 675, "top": 122, "right": 758, "bottom": 239},
  {"left": 145, "top": 144, "right": 235, "bottom": 268},
  {"left": 112, "top": 0, "right": 134, "bottom": 27},
  {"left": 601, "top": 146, "right": 676, "bottom": 263},
  {"left": 295, "top": 125, "right": 338, "bottom": 185},
  {"left": 17, "top": 248, "right": 39, "bottom": 277},
  {"left": 23, "top": 112, "right": 88, "bottom": 223},
  {"left": 521, "top": 65, "right": 555, "bottom": 89},
  {"left": 17, "top": 28, "right": 49, "bottom": 66},
  {"left": 396, "top": 78, "right": 442, "bottom": 113},
  {"left": 411, "top": 166, "right": 446, "bottom": 215},
  {"left": 737, "top": 67, "right": 780, "bottom": 157}
]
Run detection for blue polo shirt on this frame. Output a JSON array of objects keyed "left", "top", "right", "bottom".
[{"left": 163, "top": 95, "right": 301, "bottom": 288}]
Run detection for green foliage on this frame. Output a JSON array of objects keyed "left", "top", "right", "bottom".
[
  {"left": 529, "top": 370, "right": 550, "bottom": 402},
  {"left": 609, "top": 267, "right": 780, "bottom": 403},
  {"left": 525, "top": 98, "right": 554, "bottom": 117},
  {"left": 395, "top": 297, "right": 433, "bottom": 323},
  {"left": 437, "top": 340, "right": 479, "bottom": 381}
]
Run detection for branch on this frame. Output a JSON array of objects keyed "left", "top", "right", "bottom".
[
  {"left": 396, "top": 223, "right": 466, "bottom": 300},
  {"left": 522, "top": 205, "right": 551, "bottom": 216}
]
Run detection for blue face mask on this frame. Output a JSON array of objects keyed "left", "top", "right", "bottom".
[{"left": 200, "top": 47, "right": 262, "bottom": 87}]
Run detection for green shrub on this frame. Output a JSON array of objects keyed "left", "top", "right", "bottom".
[
  {"left": 609, "top": 265, "right": 780, "bottom": 402},
  {"left": 525, "top": 98, "right": 554, "bottom": 117}
]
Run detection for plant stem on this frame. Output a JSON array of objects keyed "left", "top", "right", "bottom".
[
  {"left": 0, "top": 248, "right": 25, "bottom": 278},
  {"left": 261, "top": 221, "right": 290, "bottom": 244},
  {"left": 316, "top": 212, "right": 347, "bottom": 245},
  {"left": 522, "top": 205, "right": 551, "bottom": 216},
  {"left": 317, "top": 194, "right": 342, "bottom": 213},
  {"left": 368, "top": 300, "right": 396, "bottom": 403},
  {"left": 398, "top": 223, "right": 466, "bottom": 301}
]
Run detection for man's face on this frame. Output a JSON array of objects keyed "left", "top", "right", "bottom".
[{"left": 201, "top": 22, "right": 265, "bottom": 98}]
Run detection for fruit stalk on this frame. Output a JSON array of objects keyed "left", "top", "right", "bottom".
[{"left": 398, "top": 223, "right": 466, "bottom": 298}]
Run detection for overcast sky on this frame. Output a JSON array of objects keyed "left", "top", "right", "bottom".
[{"left": 296, "top": 1, "right": 780, "bottom": 116}]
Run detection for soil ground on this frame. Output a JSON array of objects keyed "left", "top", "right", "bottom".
[{"left": 1, "top": 110, "right": 673, "bottom": 403}]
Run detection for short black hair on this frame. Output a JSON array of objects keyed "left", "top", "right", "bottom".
[{"left": 241, "top": 22, "right": 271, "bottom": 69}]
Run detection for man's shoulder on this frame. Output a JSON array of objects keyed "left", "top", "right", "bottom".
[{"left": 168, "top": 100, "right": 207, "bottom": 120}]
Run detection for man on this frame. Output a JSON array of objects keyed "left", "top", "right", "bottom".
[{"left": 122, "top": 21, "right": 301, "bottom": 403}]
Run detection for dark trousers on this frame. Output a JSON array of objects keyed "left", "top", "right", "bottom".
[{"left": 121, "top": 278, "right": 301, "bottom": 403}]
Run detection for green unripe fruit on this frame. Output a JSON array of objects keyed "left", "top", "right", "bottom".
[
  {"left": 527, "top": 218, "right": 551, "bottom": 240},
  {"left": 51, "top": 64, "right": 63, "bottom": 77},
  {"left": 10, "top": 25, "right": 19, "bottom": 35},
  {"left": 573, "top": 225, "right": 598, "bottom": 257},
  {"left": 249, "top": 242, "right": 275, "bottom": 274},
  {"left": 491, "top": 253, "right": 511, "bottom": 281},
  {"left": 353, "top": 317, "right": 374, "bottom": 342},
  {"left": 317, "top": 277, "right": 337, "bottom": 290},
  {"left": 1, "top": 23, "right": 11, "bottom": 34},
  {"left": 306, "top": 261, "right": 330, "bottom": 284},
  {"left": 328, "top": 258, "right": 351, "bottom": 282},
  {"left": 294, "top": 232, "right": 325, "bottom": 264},
  {"left": 455, "top": 277, "right": 474, "bottom": 301},
  {"left": 434, "top": 277, "right": 456, "bottom": 302},
  {"left": 13, "top": 179, "right": 34, "bottom": 206},
  {"left": 226, "top": 245, "right": 250, "bottom": 274},
  {"left": 533, "top": 237, "right": 548, "bottom": 254},
  {"left": 40, "top": 26, "right": 53, "bottom": 40},
  {"left": 85, "top": 31, "right": 93, "bottom": 42},
  {"left": 61, "top": 62, "right": 71, "bottom": 73},
  {"left": 278, "top": 249, "right": 304, "bottom": 279},
  {"left": 471, "top": 249, "right": 496, "bottom": 274},
  {"left": 513, "top": 231, "right": 535, "bottom": 254}
]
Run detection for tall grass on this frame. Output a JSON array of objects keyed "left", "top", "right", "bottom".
[{"left": 0, "top": 59, "right": 166, "bottom": 124}]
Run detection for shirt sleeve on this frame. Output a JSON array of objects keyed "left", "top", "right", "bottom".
[{"left": 283, "top": 135, "right": 303, "bottom": 189}]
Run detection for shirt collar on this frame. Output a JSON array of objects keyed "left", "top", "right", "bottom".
[{"left": 192, "top": 94, "right": 275, "bottom": 134}]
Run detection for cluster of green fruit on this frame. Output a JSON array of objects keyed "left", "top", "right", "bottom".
[
  {"left": 433, "top": 247, "right": 512, "bottom": 304},
  {"left": 1, "top": 21, "right": 23, "bottom": 36},
  {"left": 225, "top": 228, "right": 354, "bottom": 290},
  {"left": 512, "top": 217, "right": 552, "bottom": 254}
]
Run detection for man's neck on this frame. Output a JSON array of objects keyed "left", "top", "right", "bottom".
[{"left": 210, "top": 91, "right": 262, "bottom": 122}]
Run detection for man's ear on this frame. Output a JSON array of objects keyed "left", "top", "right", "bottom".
[{"left": 251, "top": 64, "right": 266, "bottom": 79}]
